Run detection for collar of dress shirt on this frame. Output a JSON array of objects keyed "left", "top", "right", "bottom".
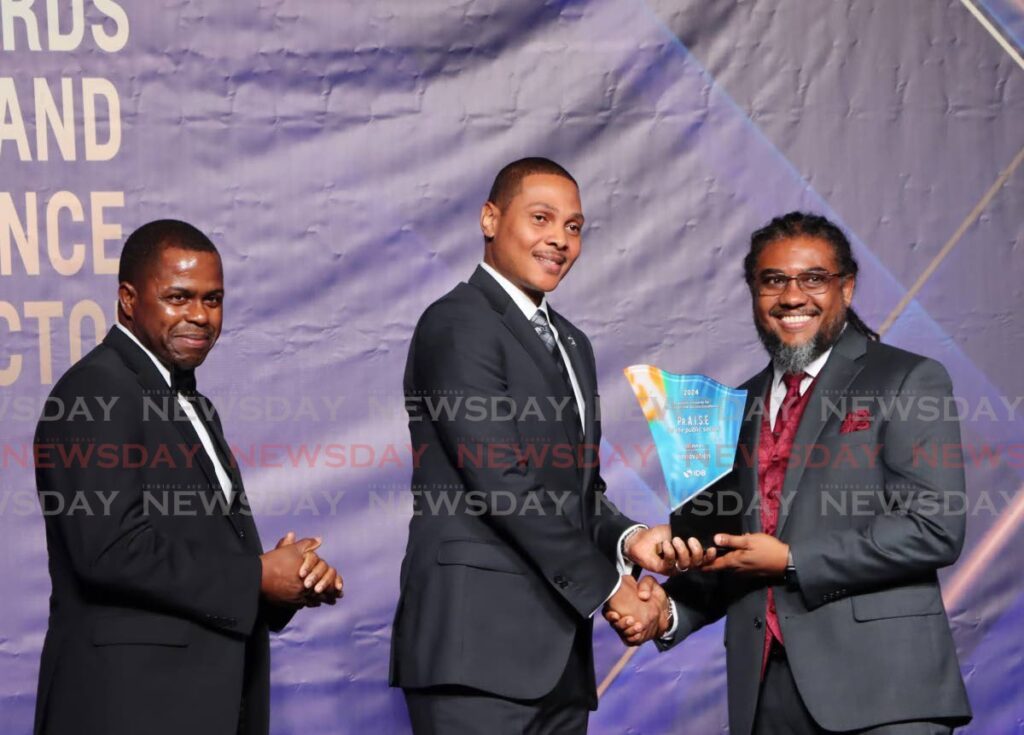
[
  {"left": 770, "top": 322, "right": 847, "bottom": 393},
  {"left": 479, "top": 261, "right": 551, "bottom": 322},
  {"left": 115, "top": 321, "right": 172, "bottom": 388}
]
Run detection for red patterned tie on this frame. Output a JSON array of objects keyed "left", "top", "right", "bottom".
[
  {"left": 760, "top": 371, "right": 807, "bottom": 675},
  {"left": 775, "top": 372, "right": 806, "bottom": 437}
]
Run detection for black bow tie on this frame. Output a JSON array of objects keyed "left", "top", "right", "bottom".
[{"left": 170, "top": 367, "right": 197, "bottom": 397}]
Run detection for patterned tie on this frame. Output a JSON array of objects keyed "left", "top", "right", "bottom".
[
  {"left": 530, "top": 310, "right": 582, "bottom": 440},
  {"left": 530, "top": 310, "right": 558, "bottom": 353},
  {"left": 775, "top": 372, "right": 807, "bottom": 436},
  {"left": 760, "top": 370, "right": 809, "bottom": 674}
]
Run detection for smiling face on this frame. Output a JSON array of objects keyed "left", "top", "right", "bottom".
[
  {"left": 480, "top": 173, "right": 584, "bottom": 305},
  {"left": 752, "top": 234, "right": 854, "bottom": 370},
  {"left": 118, "top": 245, "right": 224, "bottom": 370}
]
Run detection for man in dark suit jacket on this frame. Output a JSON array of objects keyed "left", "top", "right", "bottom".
[
  {"left": 390, "top": 158, "right": 673, "bottom": 734},
  {"left": 611, "top": 212, "right": 972, "bottom": 734},
  {"left": 33, "top": 220, "right": 343, "bottom": 735}
]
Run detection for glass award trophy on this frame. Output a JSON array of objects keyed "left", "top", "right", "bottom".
[{"left": 624, "top": 366, "right": 747, "bottom": 546}]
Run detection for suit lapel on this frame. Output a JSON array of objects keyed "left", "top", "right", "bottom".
[
  {"left": 104, "top": 328, "right": 223, "bottom": 492},
  {"left": 776, "top": 328, "right": 867, "bottom": 538},
  {"left": 549, "top": 308, "right": 592, "bottom": 442},
  {"left": 191, "top": 395, "right": 257, "bottom": 543},
  {"left": 548, "top": 309, "right": 595, "bottom": 501},
  {"left": 469, "top": 268, "right": 580, "bottom": 449},
  {"left": 740, "top": 367, "right": 772, "bottom": 533},
  {"left": 103, "top": 328, "right": 253, "bottom": 543}
]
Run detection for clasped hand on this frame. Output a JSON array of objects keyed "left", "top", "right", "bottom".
[
  {"left": 259, "top": 531, "right": 344, "bottom": 608},
  {"left": 602, "top": 575, "right": 669, "bottom": 646},
  {"left": 605, "top": 527, "right": 790, "bottom": 646}
]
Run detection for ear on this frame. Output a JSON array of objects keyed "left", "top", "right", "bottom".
[
  {"left": 480, "top": 201, "right": 499, "bottom": 240},
  {"left": 118, "top": 281, "right": 137, "bottom": 321},
  {"left": 841, "top": 275, "right": 855, "bottom": 307}
]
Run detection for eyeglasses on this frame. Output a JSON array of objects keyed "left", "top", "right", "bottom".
[{"left": 755, "top": 271, "right": 845, "bottom": 296}]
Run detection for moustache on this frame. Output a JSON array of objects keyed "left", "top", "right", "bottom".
[{"left": 769, "top": 309, "right": 821, "bottom": 318}]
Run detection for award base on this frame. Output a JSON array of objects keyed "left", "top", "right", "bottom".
[{"left": 669, "top": 471, "right": 744, "bottom": 551}]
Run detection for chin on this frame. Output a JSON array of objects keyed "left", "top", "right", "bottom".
[
  {"left": 778, "top": 332, "right": 815, "bottom": 348},
  {"left": 524, "top": 278, "right": 557, "bottom": 294},
  {"left": 174, "top": 352, "right": 210, "bottom": 370}
]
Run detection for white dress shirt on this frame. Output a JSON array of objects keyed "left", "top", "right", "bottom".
[
  {"left": 769, "top": 346, "right": 834, "bottom": 430},
  {"left": 115, "top": 322, "right": 234, "bottom": 503},
  {"left": 477, "top": 263, "right": 640, "bottom": 613},
  {"left": 479, "top": 262, "right": 586, "bottom": 427}
]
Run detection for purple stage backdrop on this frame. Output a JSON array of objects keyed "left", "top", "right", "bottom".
[{"left": 2, "top": 1, "right": 1022, "bottom": 732}]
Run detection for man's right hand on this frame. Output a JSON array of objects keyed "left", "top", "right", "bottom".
[
  {"left": 625, "top": 524, "right": 717, "bottom": 575},
  {"left": 658, "top": 534, "right": 717, "bottom": 573},
  {"left": 604, "top": 575, "right": 669, "bottom": 646},
  {"left": 259, "top": 534, "right": 330, "bottom": 607}
]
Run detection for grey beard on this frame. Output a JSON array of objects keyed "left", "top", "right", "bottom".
[
  {"left": 756, "top": 310, "right": 846, "bottom": 374},
  {"left": 761, "top": 335, "right": 822, "bottom": 374}
]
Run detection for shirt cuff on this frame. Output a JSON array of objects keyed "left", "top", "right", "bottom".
[
  {"left": 593, "top": 576, "right": 623, "bottom": 618},
  {"left": 616, "top": 524, "right": 648, "bottom": 576},
  {"left": 592, "top": 524, "right": 650, "bottom": 618},
  {"left": 660, "top": 599, "right": 679, "bottom": 640}
]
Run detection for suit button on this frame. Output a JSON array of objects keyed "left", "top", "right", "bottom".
[
  {"left": 553, "top": 575, "right": 568, "bottom": 589},
  {"left": 753, "top": 616, "right": 763, "bottom": 630}
]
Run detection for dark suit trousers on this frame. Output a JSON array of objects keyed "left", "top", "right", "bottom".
[
  {"left": 404, "top": 625, "right": 590, "bottom": 735},
  {"left": 755, "top": 645, "right": 955, "bottom": 735}
]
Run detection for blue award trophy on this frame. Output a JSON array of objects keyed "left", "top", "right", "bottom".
[{"left": 624, "top": 366, "right": 748, "bottom": 546}]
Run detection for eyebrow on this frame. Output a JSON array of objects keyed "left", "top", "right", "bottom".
[
  {"left": 758, "top": 266, "right": 831, "bottom": 274},
  {"left": 526, "top": 201, "right": 585, "bottom": 222},
  {"left": 163, "top": 286, "right": 224, "bottom": 296}
]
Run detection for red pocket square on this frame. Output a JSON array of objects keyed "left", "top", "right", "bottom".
[{"left": 840, "top": 409, "right": 872, "bottom": 434}]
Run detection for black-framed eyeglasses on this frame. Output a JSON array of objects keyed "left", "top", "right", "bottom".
[{"left": 755, "top": 271, "right": 846, "bottom": 296}]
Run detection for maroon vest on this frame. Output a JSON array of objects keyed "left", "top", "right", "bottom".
[{"left": 756, "top": 372, "right": 815, "bottom": 676}]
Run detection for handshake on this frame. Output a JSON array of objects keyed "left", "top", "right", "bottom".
[
  {"left": 259, "top": 531, "right": 345, "bottom": 608},
  {"left": 602, "top": 524, "right": 720, "bottom": 646},
  {"left": 604, "top": 524, "right": 792, "bottom": 646}
]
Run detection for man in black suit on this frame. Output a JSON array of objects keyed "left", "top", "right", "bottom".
[
  {"left": 33, "top": 220, "right": 343, "bottom": 735},
  {"left": 390, "top": 158, "right": 673, "bottom": 734},
  {"left": 610, "top": 212, "right": 972, "bottom": 734}
]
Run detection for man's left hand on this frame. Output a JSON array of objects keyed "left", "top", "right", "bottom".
[
  {"left": 702, "top": 533, "right": 789, "bottom": 577},
  {"left": 273, "top": 532, "right": 344, "bottom": 606}
]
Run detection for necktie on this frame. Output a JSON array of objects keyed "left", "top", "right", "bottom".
[
  {"left": 775, "top": 372, "right": 807, "bottom": 436},
  {"left": 170, "top": 366, "right": 197, "bottom": 398},
  {"left": 760, "top": 370, "right": 809, "bottom": 672},
  {"left": 530, "top": 310, "right": 582, "bottom": 439},
  {"left": 170, "top": 368, "right": 236, "bottom": 483}
]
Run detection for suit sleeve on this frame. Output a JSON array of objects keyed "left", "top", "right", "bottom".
[
  {"left": 410, "top": 304, "right": 620, "bottom": 618},
  {"left": 573, "top": 332, "right": 640, "bottom": 562},
  {"left": 791, "top": 358, "right": 967, "bottom": 610},
  {"left": 586, "top": 473, "right": 642, "bottom": 575},
  {"left": 35, "top": 366, "right": 263, "bottom": 636},
  {"left": 656, "top": 572, "right": 730, "bottom": 650},
  {"left": 204, "top": 403, "right": 295, "bottom": 634}
]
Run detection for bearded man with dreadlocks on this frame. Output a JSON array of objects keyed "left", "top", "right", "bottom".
[{"left": 609, "top": 212, "right": 972, "bottom": 735}]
